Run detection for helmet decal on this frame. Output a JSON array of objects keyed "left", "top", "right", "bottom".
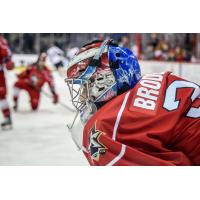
[
  {"left": 108, "top": 44, "right": 141, "bottom": 91},
  {"left": 66, "top": 40, "right": 141, "bottom": 125},
  {"left": 68, "top": 45, "right": 108, "bottom": 69}
]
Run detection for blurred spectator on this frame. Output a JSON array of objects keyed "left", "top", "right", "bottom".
[
  {"left": 23, "top": 34, "right": 34, "bottom": 53},
  {"left": 119, "top": 35, "right": 130, "bottom": 48},
  {"left": 142, "top": 34, "right": 196, "bottom": 62},
  {"left": 47, "top": 42, "right": 66, "bottom": 70},
  {"left": 150, "top": 33, "right": 159, "bottom": 49},
  {"left": 66, "top": 46, "right": 79, "bottom": 60},
  {"left": 1, "top": 33, "right": 198, "bottom": 63},
  {"left": 144, "top": 43, "right": 154, "bottom": 60}
]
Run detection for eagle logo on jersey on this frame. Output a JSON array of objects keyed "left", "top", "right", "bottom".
[{"left": 88, "top": 122, "right": 107, "bottom": 161}]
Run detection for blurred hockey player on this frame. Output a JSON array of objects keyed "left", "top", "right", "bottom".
[
  {"left": 0, "top": 35, "right": 14, "bottom": 130},
  {"left": 47, "top": 42, "right": 67, "bottom": 76},
  {"left": 66, "top": 46, "right": 79, "bottom": 60},
  {"left": 66, "top": 40, "right": 200, "bottom": 166},
  {"left": 13, "top": 53, "right": 58, "bottom": 111}
]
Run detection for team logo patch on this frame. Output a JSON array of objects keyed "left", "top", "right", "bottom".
[{"left": 88, "top": 122, "right": 107, "bottom": 161}]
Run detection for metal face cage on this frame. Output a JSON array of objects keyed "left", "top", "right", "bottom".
[{"left": 65, "top": 78, "right": 90, "bottom": 112}]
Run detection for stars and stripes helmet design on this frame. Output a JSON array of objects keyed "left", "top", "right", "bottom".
[{"left": 66, "top": 39, "right": 141, "bottom": 124}]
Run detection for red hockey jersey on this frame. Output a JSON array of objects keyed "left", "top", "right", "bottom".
[
  {"left": 18, "top": 65, "right": 55, "bottom": 90},
  {"left": 82, "top": 71, "right": 200, "bottom": 166},
  {"left": 0, "top": 36, "right": 12, "bottom": 65},
  {"left": 0, "top": 36, "right": 13, "bottom": 96}
]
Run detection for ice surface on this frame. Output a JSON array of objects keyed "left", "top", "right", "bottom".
[{"left": 0, "top": 70, "right": 89, "bottom": 165}]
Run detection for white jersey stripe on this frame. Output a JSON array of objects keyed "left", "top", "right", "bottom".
[
  {"left": 106, "top": 144, "right": 126, "bottom": 166},
  {"left": 112, "top": 91, "right": 130, "bottom": 141}
]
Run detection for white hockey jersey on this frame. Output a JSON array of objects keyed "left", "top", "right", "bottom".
[{"left": 47, "top": 46, "right": 65, "bottom": 65}]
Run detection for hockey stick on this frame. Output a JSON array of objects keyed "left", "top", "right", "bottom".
[{"left": 40, "top": 89, "right": 75, "bottom": 112}]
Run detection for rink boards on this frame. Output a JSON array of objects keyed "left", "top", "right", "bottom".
[{"left": 12, "top": 54, "right": 200, "bottom": 84}]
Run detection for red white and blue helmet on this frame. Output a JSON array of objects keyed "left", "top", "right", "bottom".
[{"left": 66, "top": 39, "right": 141, "bottom": 113}]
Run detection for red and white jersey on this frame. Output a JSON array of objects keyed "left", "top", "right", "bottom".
[
  {"left": 0, "top": 36, "right": 13, "bottom": 94},
  {"left": 82, "top": 71, "right": 200, "bottom": 166},
  {"left": 17, "top": 65, "right": 55, "bottom": 90},
  {"left": 0, "top": 36, "right": 11, "bottom": 66}
]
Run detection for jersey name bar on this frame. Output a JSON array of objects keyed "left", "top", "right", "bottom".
[{"left": 133, "top": 72, "right": 164, "bottom": 111}]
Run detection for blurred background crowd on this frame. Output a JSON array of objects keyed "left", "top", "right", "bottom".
[{"left": 2, "top": 33, "right": 200, "bottom": 63}]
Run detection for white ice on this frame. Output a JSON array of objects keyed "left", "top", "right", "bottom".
[{"left": 0, "top": 70, "right": 89, "bottom": 165}]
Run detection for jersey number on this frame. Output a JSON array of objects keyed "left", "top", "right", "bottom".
[{"left": 163, "top": 80, "right": 200, "bottom": 118}]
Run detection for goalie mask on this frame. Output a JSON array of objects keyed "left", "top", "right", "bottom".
[{"left": 66, "top": 39, "right": 141, "bottom": 126}]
